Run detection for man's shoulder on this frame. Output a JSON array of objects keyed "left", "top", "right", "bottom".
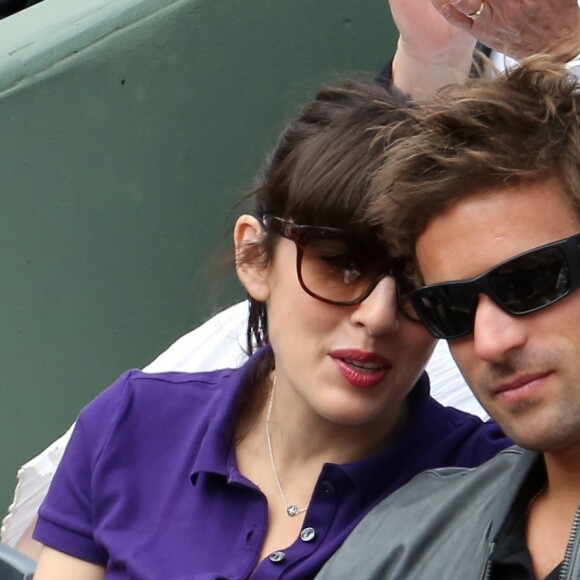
[
  {"left": 408, "top": 444, "right": 524, "bottom": 482},
  {"left": 317, "top": 447, "right": 533, "bottom": 580},
  {"left": 372, "top": 445, "right": 524, "bottom": 514}
]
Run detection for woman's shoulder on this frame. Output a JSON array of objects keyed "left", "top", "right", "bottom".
[
  {"left": 60, "top": 364, "right": 253, "bottom": 487},
  {"left": 122, "top": 366, "right": 240, "bottom": 395},
  {"left": 413, "top": 381, "right": 511, "bottom": 467},
  {"left": 79, "top": 365, "right": 243, "bottom": 428}
]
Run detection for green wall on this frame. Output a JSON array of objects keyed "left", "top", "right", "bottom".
[{"left": 0, "top": 0, "right": 397, "bottom": 512}]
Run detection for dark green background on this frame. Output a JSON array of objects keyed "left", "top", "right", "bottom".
[{"left": 0, "top": 0, "right": 397, "bottom": 514}]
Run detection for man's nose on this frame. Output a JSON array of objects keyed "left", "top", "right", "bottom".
[{"left": 472, "top": 294, "right": 528, "bottom": 362}]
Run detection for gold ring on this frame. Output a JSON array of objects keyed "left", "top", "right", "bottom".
[{"left": 467, "top": 1, "right": 485, "bottom": 21}]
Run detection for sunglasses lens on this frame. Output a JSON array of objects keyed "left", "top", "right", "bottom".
[
  {"left": 489, "top": 247, "right": 570, "bottom": 312},
  {"left": 412, "top": 245, "right": 573, "bottom": 339},
  {"left": 396, "top": 272, "right": 422, "bottom": 322},
  {"left": 412, "top": 286, "right": 477, "bottom": 339},
  {"left": 300, "top": 238, "right": 381, "bottom": 304}
]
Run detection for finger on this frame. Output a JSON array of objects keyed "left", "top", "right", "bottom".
[
  {"left": 436, "top": 0, "right": 491, "bottom": 32},
  {"left": 433, "top": 0, "right": 477, "bottom": 32},
  {"left": 449, "top": 0, "right": 484, "bottom": 17}
]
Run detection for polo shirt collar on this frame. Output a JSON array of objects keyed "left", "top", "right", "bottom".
[
  {"left": 189, "top": 347, "right": 271, "bottom": 484},
  {"left": 190, "top": 357, "right": 460, "bottom": 501}
]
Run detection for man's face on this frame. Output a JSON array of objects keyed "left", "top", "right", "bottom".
[{"left": 415, "top": 176, "right": 580, "bottom": 453}]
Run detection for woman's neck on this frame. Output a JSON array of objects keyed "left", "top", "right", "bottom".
[
  {"left": 235, "top": 372, "right": 410, "bottom": 560},
  {"left": 239, "top": 373, "right": 409, "bottom": 470}
]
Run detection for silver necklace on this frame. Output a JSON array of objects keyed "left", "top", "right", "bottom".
[{"left": 265, "top": 376, "right": 307, "bottom": 517}]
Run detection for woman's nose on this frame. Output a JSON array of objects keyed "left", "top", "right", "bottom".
[{"left": 350, "top": 277, "right": 400, "bottom": 335}]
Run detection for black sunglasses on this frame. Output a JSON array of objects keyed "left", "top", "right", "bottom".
[
  {"left": 404, "top": 233, "right": 580, "bottom": 340},
  {"left": 261, "top": 215, "right": 413, "bottom": 308}
]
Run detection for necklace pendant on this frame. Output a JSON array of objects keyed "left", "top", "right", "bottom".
[{"left": 287, "top": 505, "right": 300, "bottom": 517}]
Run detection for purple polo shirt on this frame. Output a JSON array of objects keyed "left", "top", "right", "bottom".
[{"left": 34, "top": 349, "right": 510, "bottom": 579}]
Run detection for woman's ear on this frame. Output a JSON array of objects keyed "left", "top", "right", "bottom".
[{"left": 234, "top": 215, "right": 271, "bottom": 302}]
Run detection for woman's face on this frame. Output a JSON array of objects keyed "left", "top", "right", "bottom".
[{"left": 236, "top": 216, "right": 436, "bottom": 435}]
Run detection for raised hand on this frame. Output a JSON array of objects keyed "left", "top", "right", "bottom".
[
  {"left": 388, "top": 0, "right": 476, "bottom": 97},
  {"left": 431, "top": 0, "right": 580, "bottom": 61}
]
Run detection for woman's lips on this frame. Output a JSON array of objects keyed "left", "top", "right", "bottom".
[{"left": 329, "top": 349, "right": 392, "bottom": 389}]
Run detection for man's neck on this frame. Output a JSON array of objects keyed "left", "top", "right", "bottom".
[{"left": 544, "top": 445, "right": 580, "bottom": 501}]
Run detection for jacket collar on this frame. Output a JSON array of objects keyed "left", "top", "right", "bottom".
[{"left": 487, "top": 448, "right": 544, "bottom": 541}]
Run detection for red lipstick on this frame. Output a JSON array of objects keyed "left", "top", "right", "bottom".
[{"left": 329, "top": 349, "right": 392, "bottom": 389}]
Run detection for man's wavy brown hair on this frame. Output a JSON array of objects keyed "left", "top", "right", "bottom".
[{"left": 368, "top": 56, "right": 580, "bottom": 265}]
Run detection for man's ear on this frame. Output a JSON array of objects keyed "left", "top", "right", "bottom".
[{"left": 234, "top": 215, "right": 271, "bottom": 302}]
